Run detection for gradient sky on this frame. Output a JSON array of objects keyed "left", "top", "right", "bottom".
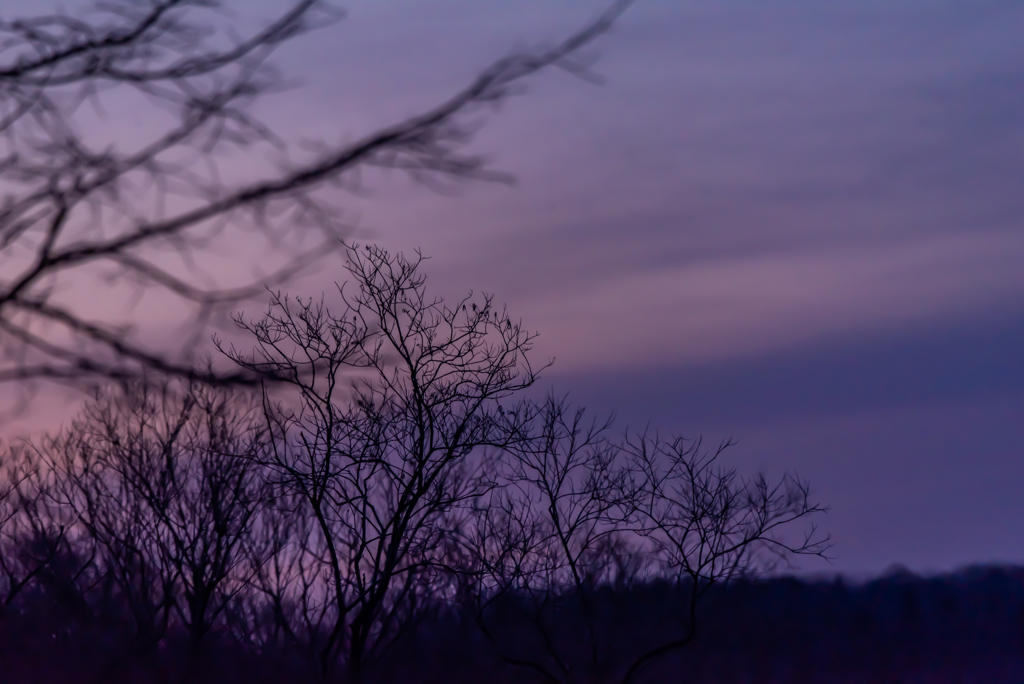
[{"left": 10, "top": 0, "right": 1024, "bottom": 576}]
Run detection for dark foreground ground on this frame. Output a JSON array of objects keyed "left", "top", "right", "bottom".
[{"left": 2, "top": 565, "right": 1022, "bottom": 683}]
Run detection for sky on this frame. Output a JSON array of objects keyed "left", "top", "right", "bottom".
[{"left": 7, "top": 0, "right": 1024, "bottom": 576}]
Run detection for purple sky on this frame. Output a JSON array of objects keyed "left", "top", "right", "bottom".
[
  {"left": 9, "top": 0, "right": 1024, "bottom": 576},
  {"left": 264, "top": 0, "right": 1023, "bottom": 576}
]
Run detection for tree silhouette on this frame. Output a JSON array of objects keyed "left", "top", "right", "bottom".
[
  {"left": 461, "top": 404, "right": 830, "bottom": 684},
  {"left": 223, "top": 244, "right": 543, "bottom": 679},
  {"left": 618, "top": 433, "right": 830, "bottom": 684},
  {"left": 44, "top": 380, "right": 267, "bottom": 650},
  {"left": 0, "top": 442, "right": 72, "bottom": 616}
]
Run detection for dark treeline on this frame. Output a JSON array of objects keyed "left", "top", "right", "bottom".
[
  {"left": 305, "top": 567, "right": 1024, "bottom": 683},
  {"left": 2, "top": 550, "right": 1023, "bottom": 684},
  {"left": 0, "top": 246, "right": 830, "bottom": 684},
  {"left": 685, "top": 566, "right": 1024, "bottom": 683}
]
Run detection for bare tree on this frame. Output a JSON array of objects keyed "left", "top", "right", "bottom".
[
  {"left": 617, "top": 433, "right": 831, "bottom": 684},
  {"left": 0, "top": 0, "right": 632, "bottom": 389},
  {"left": 223, "top": 244, "right": 543, "bottom": 679},
  {"left": 463, "top": 395, "right": 639, "bottom": 684},
  {"left": 44, "top": 380, "right": 268, "bottom": 649},
  {"left": 0, "top": 442, "right": 73, "bottom": 615},
  {"left": 461, "top": 406, "right": 831, "bottom": 684}
]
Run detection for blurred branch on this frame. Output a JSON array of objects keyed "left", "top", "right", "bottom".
[{"left": 0, "top": 0, "right": 632, "bottom": 387}]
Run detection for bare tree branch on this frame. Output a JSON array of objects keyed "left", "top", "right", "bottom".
[{"left": 0, "top": 0, "right": 632, "bottom": 387}]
